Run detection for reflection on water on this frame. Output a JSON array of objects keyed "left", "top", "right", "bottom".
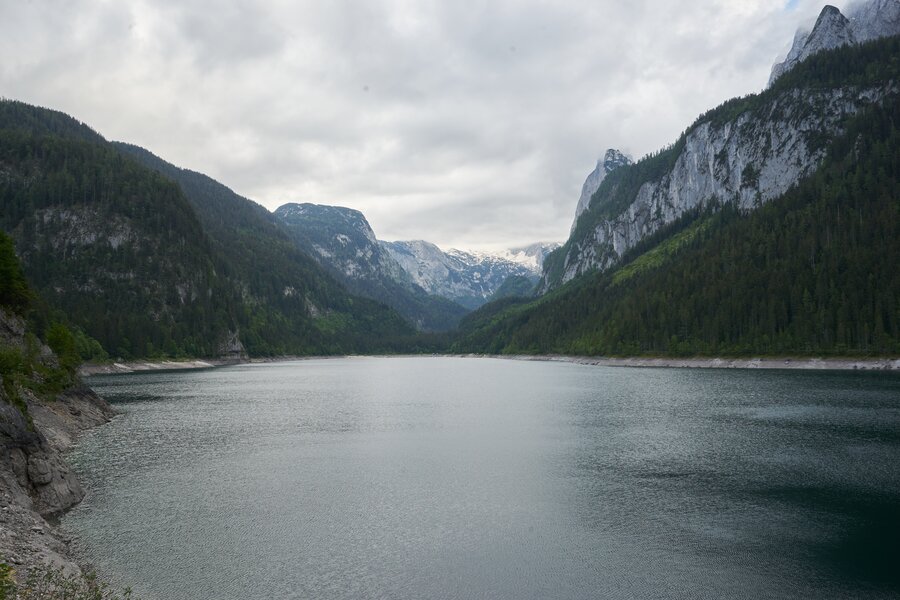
[{"left": 65, "top": 358, "right": 900, "bottom": 599}]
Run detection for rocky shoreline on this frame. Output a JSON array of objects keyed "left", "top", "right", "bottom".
[
  {"left": 80, "top": 354, "right": 900, "bottom": 378},
  {"left": 0, "top": 386, "right": 114, "bottom": 580},
  {"left": 1, "top": 309, "right": 116, "bottom": 585},
  {"left": 78, "top": 358, "right": 241, "bottom": 377}
]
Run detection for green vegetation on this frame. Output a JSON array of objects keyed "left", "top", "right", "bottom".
[
  {"left": 453, "top": 96, "right": 900, "bottom": 357},
  {"left": 489, "top": 275, "right": 537, "bottom": 301},
  {"left": 0, "top": 102, "right": 415, "bottom": 361},
  {"left": 273, "top": 203, "right": 468, "bottom": 332},
  {"left": 611, "top": 218, "right": 711, "bottom": 286},
  {"left": 545, "top": 35, "right": 900, "bottom": 290},
  {"left": 0, "top": 331, "right": 79, "bottom": 424},
  {"left": 0, "top": 564, "right": 136, "bottom": 600},
  {"left": 0, "top": 233, "right": 30, "bottom": 314},
  {"left": 113, "top": 144, "right": 417, "bottom": 355},
  {"left": 0, "top": 234, "right": 80, "bottom": 416},
  {"left": 0, "top": 116, "right": 235, "bottom": 359}
]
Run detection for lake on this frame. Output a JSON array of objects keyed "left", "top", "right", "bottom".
[{"left": 65, "top": 357, "right": 900, "bottom": 599}]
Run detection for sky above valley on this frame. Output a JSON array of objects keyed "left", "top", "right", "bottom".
[{"left": 0, "top": 0, "right": 856, "bottom": 251}]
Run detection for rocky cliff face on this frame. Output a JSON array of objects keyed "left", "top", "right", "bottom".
[
  {"left": 769, "top": 0, "right": 900, "bottom": 85},
  {"left": 542, "top": 82, "right": 894, "bottom": 291},
  {"left": 380, "top": 241, "right": 558, "bottom": 309},
  {"left": 0, "top": 309, "right": 114, "bottom": 574},
  {"left": 571, "top": 149, "right": 632, "bottom": 233},
  {"left": 275, "top": 203, "right": 412, "bottom": 287},
  {"left": 275, "top": 203, "right": 468, "bottom": 331},
  {"left": 542, "top": 6, "right": 898, "bottom": 293},
  {"left": 275, "top": 202, "right": 558, "bottom": 313}
]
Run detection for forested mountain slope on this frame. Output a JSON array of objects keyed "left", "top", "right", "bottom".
[
  {"left": 114, "top": 143, "right": 414, "bottom": 353},
  {"left": 0, "top": 101, "right": 412, "bottom": 358},
  {"left": 453, "top": 38, "right": 900, "bottom": 357},
  {"left": 542, "top": 35, "right": 899, "bottom": 291},
  {"left": 274, "top": 203, "right": 468, "bottom": 332}
]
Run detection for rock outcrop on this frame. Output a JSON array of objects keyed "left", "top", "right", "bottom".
[
  {"left": 571, "top": 149, "right": 632, "bottom": 233},
  {"left": 769, "top": 0, "right": 900, "bottom": 86},
  {"left": 275, "top": 203, "right": 469, "bottom": 331},
  {"left": 380, "top": 241, "right": 559, "bottom": 309},
  {"left": 542, "top": 82, "right": 894, "bottom": 291},
  {"left": 0, "top": 309, "right": 114, "bottom": 576},
  {"left": 541, "top": 4, "right": 899, "bottom": 293}
]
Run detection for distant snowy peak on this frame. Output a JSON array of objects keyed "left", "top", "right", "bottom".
[
  {"left": 490, "top": 242, "right": 561, "bottom": 271},
  {"left": 571, "top": 149, "right": 632, "bottom": 233},
  {"left": 380, "top": 241, "right": 559, "bottom": 309},
  {"left": 769, "top": 0, "right": 900, "bottom": 86}
]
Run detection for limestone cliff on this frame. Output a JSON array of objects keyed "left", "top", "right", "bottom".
[
  {"left": 769, "top": 0, "right": 900, "bottom": 85},
  {"left": 541, "top": 35, "right": 897, "bottom": 292}
]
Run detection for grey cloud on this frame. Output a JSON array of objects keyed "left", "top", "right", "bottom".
[{"left": 0, "top": 0, "right": 841, "bottom": 250}]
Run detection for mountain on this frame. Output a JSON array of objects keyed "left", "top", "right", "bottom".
[
  {"left": 488, "top": 275, "right": 536, "bottom": 302},
  {"left": 0, "top": 102, "right": 237, "bottom": 358},
  {"left": 111, "top": 144, "right": 419, "bottom": 355},
  {"left": 380, "top": 241, "right": 559, "bottom": 310},
  {"left": 540, "top": 28, "right": 898, "bottom": 292},
  {"left": 274, "top": 203, "right": 468, "bottom": 331},
  {"left": 0, "top": 100, "right": 414, "bottom": 359},
  {"left": 571, "top": 149, "right": 632, "bottom": 233},
  {"left": 453, "top": 33, "right": 900, "bottom": 356},
  {"left": 769, "top": 1, "right": 900, "bottom": 85},
  {"left": 0, "top": 233, "right": 115, "bottom": 578}
]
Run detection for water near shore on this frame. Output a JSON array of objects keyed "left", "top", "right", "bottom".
[{"left": 65, "top": 357, "right": 900, "bottom": 599}]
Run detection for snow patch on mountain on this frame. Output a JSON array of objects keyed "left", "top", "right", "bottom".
[{"left": 381, "top": 241, "right": 559, "bottom": 309}]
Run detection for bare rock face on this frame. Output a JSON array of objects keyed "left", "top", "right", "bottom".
[
  {"left": 379, "top": 241, "right": 558, "bottom": 309},
  {"left": 850, "top": 0, "right": 900, "bottom": 42},
  {"left": 541, "top": 84, "right": 893, "bottom": 291},
  {"left": 217, "top": 330, "right": 247, "bottom": 361},
  {"left": 769, "top": 6, "right": 854, "bottom": 86},
  {"left": 543, "top": 2, "right": 898, "bottom": 293},
  {"left": 0, "top": 309, "right": 114, "bottom": 576},
  {"left": 571, "top": 149, "right": 633, "bottom": 233},
  {"left": 1, "top": 385, "right": 113, "bottom": 516},
  {"left": 769, "top": 0, "right": 900, "bottom": 86}
]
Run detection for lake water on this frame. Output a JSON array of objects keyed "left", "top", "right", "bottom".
[{"left": 65, "top": 357, "right": 900, "bottom": 599}]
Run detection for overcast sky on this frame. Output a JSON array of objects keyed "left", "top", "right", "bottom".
[{"left": 1, "top": 0, "right": 852, "bottom": 250}]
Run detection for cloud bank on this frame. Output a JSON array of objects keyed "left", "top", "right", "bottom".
[{"left": 0, "top": 0, "right": 843, "bottom": 249}]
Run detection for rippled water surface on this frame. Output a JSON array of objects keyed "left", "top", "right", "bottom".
[{"left": 66, "top": 358, "right": 900, "bottom": 599}]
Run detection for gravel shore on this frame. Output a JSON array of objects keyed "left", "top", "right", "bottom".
[{"left": 497, "top": 355, "right": 900, "bottom": 370}]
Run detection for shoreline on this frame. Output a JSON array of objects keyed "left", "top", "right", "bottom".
[
  {"left": 0, "top": 387, "right": 116, "bottom": 582},
  {"left": 77, "top": 354, "right": 900, "bottom": 376},
  {"left": 77, "top": 358, "right": 243, "bottom": 376},
  {"left": 493, "top": 354, "right": 900, "bottom": 371}
]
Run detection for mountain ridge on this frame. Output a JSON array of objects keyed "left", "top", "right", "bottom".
[
  {"left": 540, "top": 33, "right": 898, "bottom": 292},
  {"left": 381, "top": 240, "right": 559, "bottom": 309},
  {"left": 274, "top": 202, "right": 468, "bottom": 332},
  {"left": 0, "top": 100, "right": 416, "bottom": 359},
  {"left": 768, "top": 0, "right": 900, "bottom": 85}
]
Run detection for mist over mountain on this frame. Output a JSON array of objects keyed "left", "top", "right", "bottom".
[{"left": 769, "top": 0, "right": 900, "bottom": 85}]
